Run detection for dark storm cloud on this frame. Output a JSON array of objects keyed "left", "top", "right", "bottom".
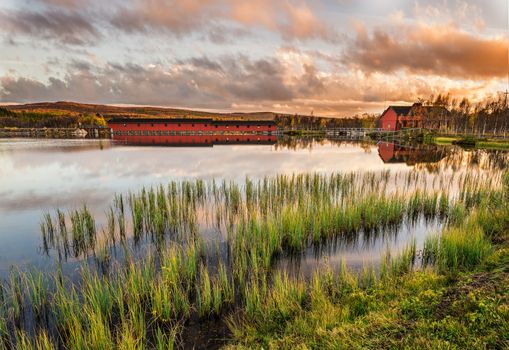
[
  {"left": 345, "top": 23, "right": 508, "bottom": 79},
  {"left": 0, "top": 9, "right": 99, "bottom": 45}
]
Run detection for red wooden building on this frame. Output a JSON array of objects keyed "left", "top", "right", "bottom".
[
  {"left": 379, "top": 103, "right": 449, "bottom": 131},
  {"left": 108, "top": 118, "right": 277, "bottom": 135}
]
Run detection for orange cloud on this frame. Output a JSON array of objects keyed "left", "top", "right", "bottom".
[
  {"left": 346, "top": 23, "right": 508, "bottom": 79},
  {"left": 111, "top": 0, "right": 335, "bottom": 41}
]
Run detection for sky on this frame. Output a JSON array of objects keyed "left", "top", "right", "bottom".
[{"left": 0, "top": 0, "right": 508, "bottom": 116}]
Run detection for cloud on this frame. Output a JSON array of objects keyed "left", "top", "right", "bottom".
[
  {"left": 110, "top": 0, "right": 336, "bottom": 41},
  {"left": 38, "top": 0, "right": 90, "bottom": 8},
  {"left": 0, "top": 9, "right": 99, "bottom": 45},
  {"left": 345, "top": 22, "right": 508, "bottom": 79},
  {"left": 111, "top": 0, "right": 213, "bottom": 35},
  {"left": 2, "top": 51, "right": 494, "bottom": 116},
  {"left": 0, "top": 56, "right": 293, "bottom": 108},
  {"left": 228, "top": 0, "right": 334, "bottom": 41}
]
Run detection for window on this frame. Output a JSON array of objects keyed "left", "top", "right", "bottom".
[
  {"left": 205, "top": 124, "right": 208, "bottom": 127},
  {"left": 137, "top": 123, "right": 140, "bottom": 127},
  {"left": 178, "top": 123, "right": 181, "bottom": 127},
  {"left": 151, "top": 123, "right": 154, "bottom": 127},
  {"left": 236, "top": 125, "right": 239, "bottom": 128},
  {"left": 192, "top": 124, "right": 195, "bottom": 127},
  {"left": 247, "top": 125, "right": 250, "bottom": 129},
  {"left": 164, "top": 123, "right": 168, "bottom": 127},
  {"left": 215, "top": 125, "right": 218, "bottom": 128}
]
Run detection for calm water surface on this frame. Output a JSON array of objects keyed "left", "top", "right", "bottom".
[{"left": 0, "top": 137, "right": 506, "bottom": 278}]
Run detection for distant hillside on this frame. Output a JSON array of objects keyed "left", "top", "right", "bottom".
[
  {"left": 1, "top": 101, "right": 378, "bottom": 129},
  {"left": 4, "top": 101, "right": 277, "bottom": 120}
]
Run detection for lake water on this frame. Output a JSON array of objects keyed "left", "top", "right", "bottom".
[{"left": 0, "top": 137, "right": 507, "bottom": 279}]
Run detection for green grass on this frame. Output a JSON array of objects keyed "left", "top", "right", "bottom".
[
  {"left": 429, "top": 134, "right": 509, "bottom": 150},
  {"left": 477, "top": 140, "right": 509, "bottom": 149},
  {"left": 433, "top": 136, "right": 458, "bottom": 144},
  {"left": 1, "top": 170, "right": 507, "bottom": 348},
  {"left": 224, "top": 177, "right": 509, "bottom": 349}
]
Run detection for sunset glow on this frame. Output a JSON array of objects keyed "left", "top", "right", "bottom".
[{"left": 1, "top": 0, "right": 508, "bottom": 116}]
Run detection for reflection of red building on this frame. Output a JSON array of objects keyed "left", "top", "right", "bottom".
[
  {"left": 378, "top": 142, "right": 446, "bottom": 165},
  {"left": 379, "top": 103, "right": 450, "bottom": 131},
  {"left": 114, "top": 134, "right": 278, "bottom": 147},
  {"left": 108, "top": 118, "right": 277, "bottom": 135}
]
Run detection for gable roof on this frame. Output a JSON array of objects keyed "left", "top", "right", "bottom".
[
  {"left": 391, "top": 106, "right": 412, "bottom": 116},
  {"left": 381, "top": 106, "right": 411, "bottom": 117}
]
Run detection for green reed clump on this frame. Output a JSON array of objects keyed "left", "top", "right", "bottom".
[
  {"left": 422, "top": 222, "right": 492, "bottom": 273},
  {"left": 0, "top": 307, "right": 7, "bottom": 347},
  {"left": 40, "top": 212, "right": 55, "bottom": 250},
  {"left": 386, "top": 239, "right": 417, "bottom": 276},
  {"left": 196, "top": 264, "right": 213, "bottom": 318},
  {"left": 114, "top": 194, "right": 126, "bottom": 238},
  {"left": 22, "top": 270, "right": 48, "bottom": 320},
  {"left": 52, "top": 279, "right": 81, "bottom": 335},
  {"left": 70, "top": 206, "right": 96, "bottom": 257},
  {"left": 7, "top": 271, "right": 24, "bottom": 324},
  {"left": 106, "top": 206, "right": 116, "bottom": 243},
  {"left": 154, "top": 325, "right": 179, "bottom": 350},
  {"left": 57, "top": 209, "right": 69, "bottom": 256},
  {"left": 243, "top": 274, "right": 265, "bottom": 319},
  {"left": 83, "top": 304, "right": 114, "bottom": 349},
  {"left": 82, "top": 268, "right": 114, "bottom": 317},
  {"left": 265, "top": 272, "right": 306, "bottom": 322},
  {"left": 129, "top": 194, "right": 144, "bottom": 242}
]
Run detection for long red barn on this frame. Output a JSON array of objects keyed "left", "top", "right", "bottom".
[{"left": 108, "top": 118, "right": 277, "bottom": 135}]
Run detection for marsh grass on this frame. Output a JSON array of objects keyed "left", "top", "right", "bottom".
[
  {"left": 423, "top": 224, "right": 492, "bottom": 273},
  {"left": 3, "top": 169, "right": 503, "bottom": 348}
]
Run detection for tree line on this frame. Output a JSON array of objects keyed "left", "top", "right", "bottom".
[
  {"left": 274, "top": 113, "right": 378, "bottom": 130},
  {"left": 0, "top": 108, "right": 107, "bottom": 128},
  {"left": 417, "top": 93, "right": 509, "bottom": 136}
]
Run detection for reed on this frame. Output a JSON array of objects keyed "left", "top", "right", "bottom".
[
  {"left": 7, "top": 170, "right": 502, "bottom": 348},
  {"left": 196, "top": 264, "right": 213, "bottom": 318},
  {"left": 154, "top": 326, "right": 178, "bottom": 350},
  {"left": 21, "top": 270, "right": 48, "bottom": 319},
  {"left": 423, "top": 224, "right": 492, "bottom": 273},
  {"left": 35, "top": 331, "right": 55, "bottom": 350},
  {"left": 265, "top": 271, "right": 306, "bottom": 321}
]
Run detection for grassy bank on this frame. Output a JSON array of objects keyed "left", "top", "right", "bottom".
[
  {"left": 426, "top": 133, "right": 509, "bottom": 150},
  {"left": 226, "top": 175, "right": 509, "bottom": 349},
  {"left": 0, "top": 171, "right": 507, "bottom": 349}
]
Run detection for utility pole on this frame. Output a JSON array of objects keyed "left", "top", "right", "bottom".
[{"left": 496, "top": 0, "right": 509, "bottom": 135}]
